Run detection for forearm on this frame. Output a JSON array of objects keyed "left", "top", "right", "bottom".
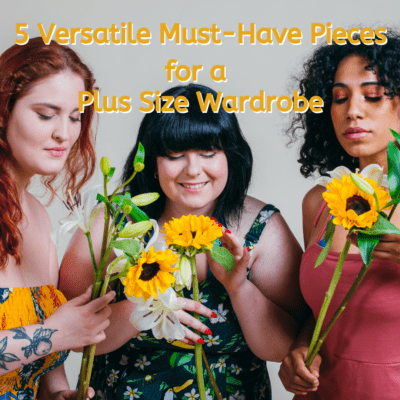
[
  {"left": 0, "top": 321, "right": 66, "bottom": 376},
  {"left": 95, "top": 299, "right": 140, "bottom": 355},
  {"left": 227, "top": 279, "right": 296, "bottom": 362},
  {"left": 37, "top": 364, "right": 70, "bottom": 399}
]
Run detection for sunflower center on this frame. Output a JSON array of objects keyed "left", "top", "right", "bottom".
[
  {"left": 346, "top": 195, "right": 371, "bottom": 216},
  {"left": 139, "top": 262, "right": 160, "bottom": 281},
  {"left": 191, "top": 231, "right": 197, "bottom": 239}
]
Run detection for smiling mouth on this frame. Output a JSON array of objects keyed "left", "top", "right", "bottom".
[{"left": 180, "top": 183, "right": 207, "bottom": 189}]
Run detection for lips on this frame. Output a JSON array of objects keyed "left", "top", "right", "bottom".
[
  {"left": 344, "top": 127, "right": 368, "bottom": 140},
  {"left": 47, "top": 147, "right": 66, "bottom": 157},
  {"left": 180, "top": 182, "right": 207, "bottom": 193}
]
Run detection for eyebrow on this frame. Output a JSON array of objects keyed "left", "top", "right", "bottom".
[
  {"left": 33, "top": 103, "right": 80, "bottom": 112},
  {"left": 332, "top": 82, "right": 382, "bottom": 89}
]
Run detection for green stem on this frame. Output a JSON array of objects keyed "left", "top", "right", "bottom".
[
  {"left": 306, "top": 261, "right": 370, "bottom": 367},
  {"left": 202, "top": 349, "right": 223, "bottom": 400},
  {"left": 85, "top": 232, "right": 97, "bottom": 273},
  {"left": 190, "top": 255, "right": 206, "bottom": 400},
  {"left": 110, "top": 170, "right": 137, "bottom": 199},
  {"left": 305, "top": 239, "right": 351, "bottom": 364},
  {"left": 388, "top": 203, "right": 399, "bottom": 220}
]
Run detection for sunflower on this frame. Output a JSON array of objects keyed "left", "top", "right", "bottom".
[
  {"left": 162, "top": 214, "right": 223, "bottom": 251},
  {"left": 323, "top": 174, "right": 390, "bottom": 230},
  {"left": 122, "top": 247, "right": 179, "bottom": 300}
]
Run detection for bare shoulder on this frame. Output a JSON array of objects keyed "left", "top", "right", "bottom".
[
  {"left": 235, "top": 196, "right": 267, "bottom": 234},
  {"left": 26, "top": 192, "right": 53, "bottom": 231}
]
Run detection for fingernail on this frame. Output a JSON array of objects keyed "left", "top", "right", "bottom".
[
  {"left": 205, "top": 328, "right": 212, "bottom": 335},
  {"left": 225, "top": 230, "right": 231, "bottom": 234},
  {"left": 211, "top": 312, "right": 217, "bottom": 318},
  {"left": 217, "top": 223, "right": 222, "bottom": 227},
  {"left": 187, "top": 340, "right": 194, "bottom": 345},
  {"left": 197, "top": 338, "right": 205, "bottom": 344},
  {"left": 86, "top": 285, "right": 93, "bottom": 293},
  {"left": 246, "top": 246, "right": 250, "bottom": 252},
  {"left": 211, "top": 217, "right": 217, "bottom": 222}
]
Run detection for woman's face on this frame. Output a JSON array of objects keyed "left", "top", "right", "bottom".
[
  {"left": 156, "top": 149, "right": 228, "bottom": 215},
  {"left": 6, "top": 71, "right": 85, "bottom": 180},
  {"left": 331, "top": 54, "right": 400, "bottom": 169}
]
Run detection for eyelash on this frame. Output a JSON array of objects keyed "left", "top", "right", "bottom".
[
  {"left": 37, "top": 113, "right": 81, "bottom": 122},
  {"left": 332, "top": 96, "right": 383, "bottom": 104},
  {"left": 166, "top": 152, "right": 216, "bottom": 160}
]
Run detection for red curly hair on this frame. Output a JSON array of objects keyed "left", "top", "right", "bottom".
[{"left": 0, "top": 37, "right": 97, "bottom": 268}]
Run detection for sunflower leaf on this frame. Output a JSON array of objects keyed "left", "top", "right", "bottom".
[
  {"left": 353, "top": 214, "right": 400, "bottom": 236},
  {"left": 390, "top": 129, "right": 400, "bottom": 146},
  {"left": 387, "top": 141, "right": 400, "bottom": 200},
  {"left": 110, "top": 239, "right": 141, "bottom": 257},
  {"left": 357, "top": 232, "right": 380, "bottom": 267},
  {"left": 209, "top": 246, "right": 235, "bottom": 273},
  {"left": 315, "top": 219, "right": 335, "bottom": 268},
  {"left": 134, "top": 142, "right": 145, "bottom": 165}
]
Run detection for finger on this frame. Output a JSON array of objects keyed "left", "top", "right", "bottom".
[
  {"left": 309, "top": 354, "right": 321, "bottom": 378},
  {"left": 66, "top": 285, "right": 93, "bottom": 306},
  {"left": 181, "top": 325, "right": 205, "bottom": 344},
  {"left": 86, "top": 387, "right": 95, "bottom": 399},
  {"left": 176, "top": 310, "right": 211, "bottom": 335},
  {"left": 178, "top": 297, "right": 216, "bottom": 318},
  {"left": 378, "top": 233, "right": 400, "bottom": 242},
  {"left": 220, "top": 230, "right": 243, "bottom": 258},
  {"left": 232, "top": 246, "right": 250, "bottom": 272},
  {"left": 85, "top": 291, "right": 116, "bottom": 312},
  {"left": 371, "top": 250, "right": 394, "bottom": 260}
]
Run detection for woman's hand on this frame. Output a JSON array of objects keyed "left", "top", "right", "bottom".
[
  {"left": 206, "top": 229, "right": 250, "bottom": 294},
  {"left": 348, "top": 233, "right": 400, "bottom": 264},
  {"left": 174, "top": 297, "right": 217, "bottom": 344},
  {"left": 279, "top": 344, "right": 321, "bottom": 396},
  {"left": 49, "top": 388, "right": 95, "bottom": 400},
  {"left": 45, "top": 286, "right": 115, "bottom": 352}
]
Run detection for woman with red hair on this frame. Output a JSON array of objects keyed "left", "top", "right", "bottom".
[{"left": 0, "top": 38, "right": 114, "bottom": 399}]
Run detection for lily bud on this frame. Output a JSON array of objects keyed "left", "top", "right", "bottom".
[
  {"left": 134, "top": 162, "right": 145, "bottom": 172},
  {"left": 119, "top": 220, "right": 153, "bottom": 239},
  {"left": 350, "top": 173, "right": 375, "bottom": 195},
  {"left": 131, "top": 193, "right": 159, "bottom": 207},
  {"left": 122, "top": 204, "right": 133, "bottom": 214},
  {"left": 100, "top": 156, "right": 111, "bottom": 175},
  {"left": 173, "top": 255, "right": 192, "bottom": 291}
]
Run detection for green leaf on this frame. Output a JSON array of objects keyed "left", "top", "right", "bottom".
[
  {"left": 387, "top": 140, "right": 400, "bottom": 199},
  {"left": 129, "top": 203, "right": 150, "bottom": 222},
  {"left": 382, "top": 198, "right": 400, "bottom": 210},
  {"left": 390, "top": 128, "right": 400, "bottom": 146},
  {"left": 315, "top": 219, "right": 335, "bottom": 268},
  {"left": 96, "top": 193, "right": 106, "bottom": 203},
  {"left": 110, "top": 239, "right": 140, "bottom": 257},
  {"left": 353, "top": 214, "right": 400, "bottom": 236},
  {"left": 358, "top": 232, "right": 380, "bottom": 267},
  {"left": 134, "top": 142, "right": 145, "bottom": 165},
  {"left": 209, "top": 246, "right": 235, "bottom": 273},
  {"left": 106, "top": 167, "right": 115, "bottom": 183}
]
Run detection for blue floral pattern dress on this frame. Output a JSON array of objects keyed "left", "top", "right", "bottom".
[{"left": 90, "top": 204, "right": 278, "bottom": 400}]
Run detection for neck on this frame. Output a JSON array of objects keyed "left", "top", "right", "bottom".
[
  {"left": 359, "top": 154, "right": 388, "bottom": 173},
  {"left": 8, "top": 162, "right": 32, "bottom": 196}
]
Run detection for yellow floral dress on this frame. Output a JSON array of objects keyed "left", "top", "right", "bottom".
[{"left": 0, "top": 285, "right": 70, "bottom": 399}]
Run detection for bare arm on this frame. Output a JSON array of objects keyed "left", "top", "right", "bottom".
[{"left": 208, "top": 212, "right": 306, "bottom": 361}]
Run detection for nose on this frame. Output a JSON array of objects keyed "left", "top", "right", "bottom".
[
  {"left": 52, "top": 116, "right": 70, "bottom": 142},
  {"left": 184, "top": 153, "right": 202, "bottom": 177},
  {"left": 347, "top": 94, "right": 364, "bottom": 120}
]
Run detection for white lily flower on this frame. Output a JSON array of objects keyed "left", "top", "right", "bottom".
[
  {"left": 51, "top": 186, "right": 103, "bottom": 247},
  {"left": 315, "top": 164, "right": 388, "bottom": 188},
  {"left": 129, "top": 287, "right": 185, "bottom": 340}
]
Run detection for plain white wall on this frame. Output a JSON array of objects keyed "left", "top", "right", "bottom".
[{"left": 1, "top": 1, "right": 399, "bottom": 398}]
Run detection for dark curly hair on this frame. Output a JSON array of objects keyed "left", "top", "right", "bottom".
[
  {"left": 288, "top": 29, "right": 400, "bottom": 178},
  {"left": 121, "top": 84, "right": 253, "bottom": 226}
]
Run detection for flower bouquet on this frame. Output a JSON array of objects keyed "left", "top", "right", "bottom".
[{"left": 305, "top": 129, "right": 400, "bottom": 368}]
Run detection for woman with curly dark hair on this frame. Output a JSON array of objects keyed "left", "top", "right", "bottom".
[
  {"left": 279, "top": 30, "right": 400, "bottom": 399},
  {"left": 0, "top": 38, "right": 114, "bottom": 399}
]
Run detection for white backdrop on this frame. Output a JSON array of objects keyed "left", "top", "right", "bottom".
[{"left": 1, "top": 1, "right": 399, "bottom": 398}]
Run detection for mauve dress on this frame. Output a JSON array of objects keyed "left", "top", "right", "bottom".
[{"left": 299, "top": 213, "right": 400, "bottom": 399}]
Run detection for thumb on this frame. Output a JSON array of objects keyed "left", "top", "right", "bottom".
[
  {"left": 234, "top": 246, "right": 250, "bottom": 271},
  {"left": 65, "top": 285, "right": 93, "bottom": 307},
  {"left": 309, "top": 354, "right": 322, "bottom": 378}
]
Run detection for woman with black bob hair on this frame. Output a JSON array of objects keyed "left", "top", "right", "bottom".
[
  {"left": 60, "top": 83, "right": 305, "bottom": 399},
  {"left": 279, "top": 30, "right": 400, "bottom": 399},
  {"left": 122, "top": 84, "right": 252, "bottom": 225}
]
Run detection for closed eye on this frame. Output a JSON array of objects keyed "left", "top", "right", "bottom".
[{"left": 38, "top": 112, "right": 53, "bottom": 120}]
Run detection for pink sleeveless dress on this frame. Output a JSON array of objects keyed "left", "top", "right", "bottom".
[{"left": 300, "top": 208, "right": 400, "bottom": 399}]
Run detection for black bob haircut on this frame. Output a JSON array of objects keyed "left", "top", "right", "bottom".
[
  {"left": 121, "top": 83, "right": 253, "bottom": 225},
  {"left": 287, "top": 29, "right": 400, "bottom": 178}
]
